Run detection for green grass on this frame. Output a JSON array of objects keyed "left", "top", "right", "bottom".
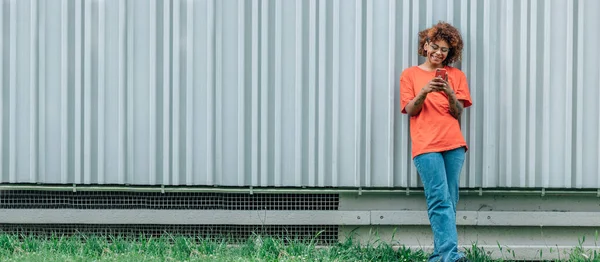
[{"left": 0, "top": 233, "right": 598, "bottom": 261}]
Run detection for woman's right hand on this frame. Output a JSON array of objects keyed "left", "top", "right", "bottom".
[
  {"left": 421, "top": 78, "right": 446, "bottom": 95},
  {"left": 407, "top": 77, "right": 447, "bottom": 116}
]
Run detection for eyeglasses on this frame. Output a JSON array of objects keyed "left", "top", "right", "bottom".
[{"left": 429, "top": 43, "right": 450, "bottom": 53}]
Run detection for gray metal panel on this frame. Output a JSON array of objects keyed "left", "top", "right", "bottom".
[{"left": 1, "top": 0, "right": 599, "bottom": 188}]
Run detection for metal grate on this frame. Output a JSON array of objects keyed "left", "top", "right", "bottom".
[
  {"left": 0, "top": 224, "right": 339, "bottom": 244},
  {"left": 0, "top": 191, "right": 339, "bottom": 210}
]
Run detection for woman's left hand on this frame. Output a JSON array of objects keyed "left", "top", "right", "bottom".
[{"left": 431, "top": 77, "right": 453, "bottom": 95}]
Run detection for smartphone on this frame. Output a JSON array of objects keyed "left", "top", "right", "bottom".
[{"left": 435, "top": 68, "right": 447, "bottom": 80}]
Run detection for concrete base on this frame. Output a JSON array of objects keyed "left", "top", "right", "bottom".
[
  {"left": 0, "top": 191, "right": 598, "bottom": 260},
  {"left": 340, "top": 225, "right": 600, "bottom": 260},
  {"left": 339, "top": 193, "right": 600, "bottom": 260}
]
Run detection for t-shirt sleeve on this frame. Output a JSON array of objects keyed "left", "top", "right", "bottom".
[
  {"left": 455, "top": 71, "right": 473, "bottom": 108},
  {"left": 400, "top": 70, "right": 415, "bottom": 114}
]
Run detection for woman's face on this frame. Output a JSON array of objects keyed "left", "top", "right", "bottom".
[{"left": 424, "top": 40, "right": 450, "bottom": 66}]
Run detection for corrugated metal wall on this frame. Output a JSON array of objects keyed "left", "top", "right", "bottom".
[{"left": 1, "top": 0, "right": 599, "bottom": 188}]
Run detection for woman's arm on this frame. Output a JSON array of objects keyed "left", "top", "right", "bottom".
[
  {"left": 444, "top": 86, "right": 464, "bottom": 120},
  {"left": 405, "top": 78, "right": 446, "bottom": 116},
  {"left": 404, "top": 90, "right": 429, "bottom": 116}
]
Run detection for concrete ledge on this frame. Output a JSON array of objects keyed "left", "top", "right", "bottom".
[
  {"left": 2, "top": 210, "right": 598, "bottom": 227},
  {"left": 371, "top": 211, "right": 479, "bottom": 225},
  {"left": 477, "top": 211, "right": 600, "bottom": 226},
  {"left": 372, "top": 211, "right": 600, "bottom": 226},
  {"left": 0, "top": 210, "right": 370, "bottom": 225}
]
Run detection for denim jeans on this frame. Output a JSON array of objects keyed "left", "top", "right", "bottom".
[{"left": 413, "top": 147, "right": 466, "bottom": 262}]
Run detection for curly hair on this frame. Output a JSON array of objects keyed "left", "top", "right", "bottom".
[{"left": 418, "top": 22, "right": 464, "bottom": 66}]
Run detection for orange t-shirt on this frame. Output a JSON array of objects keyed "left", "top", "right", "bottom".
[{"left": 400, "top": 66, "right": 472, "bottom": 158}]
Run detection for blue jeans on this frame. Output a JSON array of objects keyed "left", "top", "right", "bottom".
[{"left": 413, "top": 147, "right": 466, "bottom": 262}]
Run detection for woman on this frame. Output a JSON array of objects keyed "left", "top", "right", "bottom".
[{"left": 400, "top": 22, "right": 472, "bottom": 262}]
